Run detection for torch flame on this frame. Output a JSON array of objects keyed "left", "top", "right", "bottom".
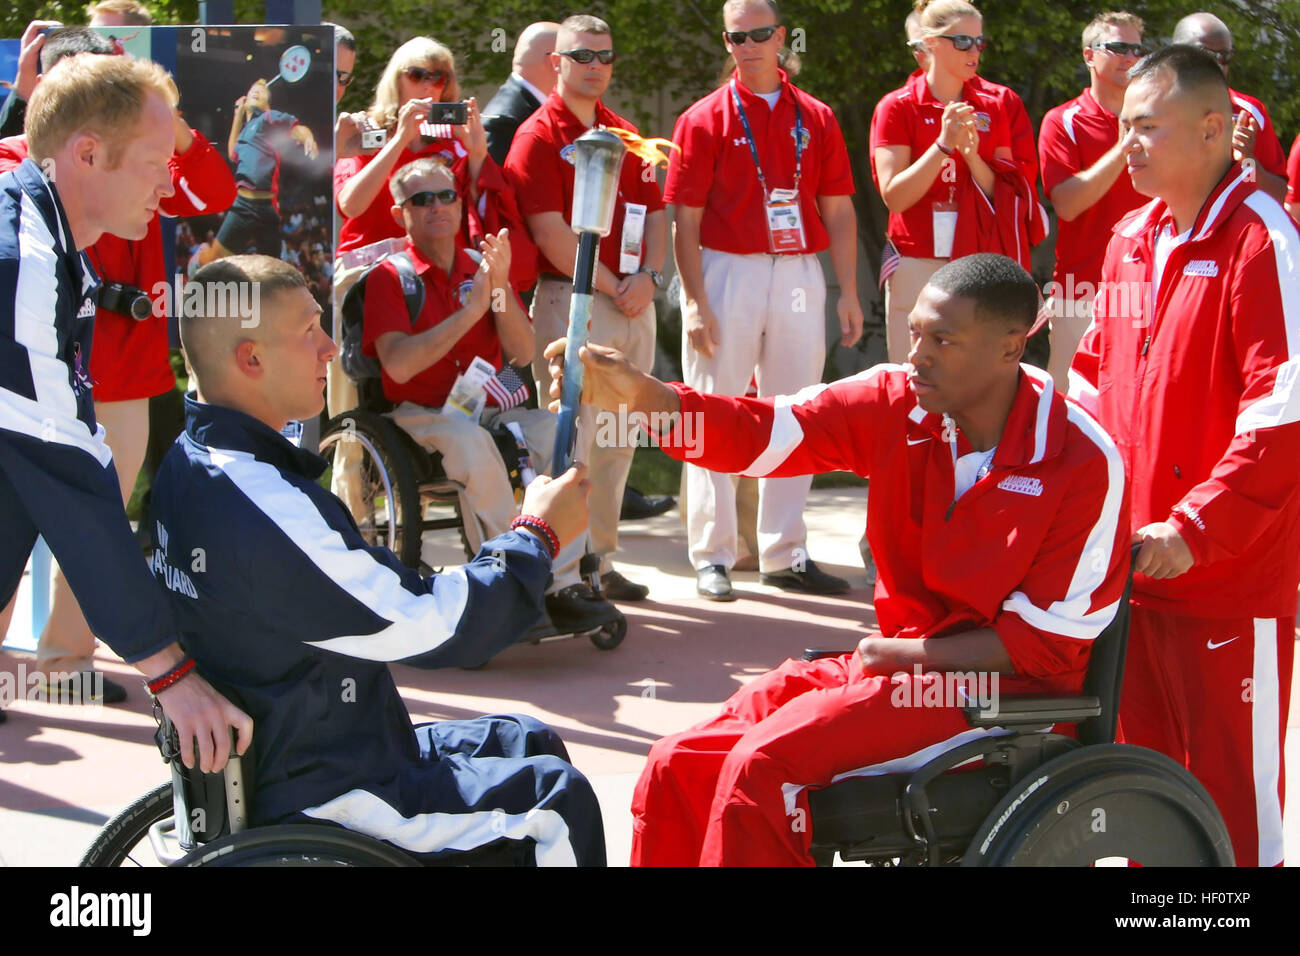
[{"left": 605, "top": 127, "right": 680, "bottom": 169}]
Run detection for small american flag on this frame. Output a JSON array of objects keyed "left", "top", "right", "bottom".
[
  {"left": 878, "top": 240, "right": 901, "bottom": 290},
  {"left": 484, "top": 366, "right": 531, "bottom": 410}
]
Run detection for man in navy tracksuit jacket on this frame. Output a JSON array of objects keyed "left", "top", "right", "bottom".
[
  {"left": 0, "top": 54, "right": 250, "bottom": 754},
  {"left": 151, "top": 253, "right": 604, "bottom": 865}
]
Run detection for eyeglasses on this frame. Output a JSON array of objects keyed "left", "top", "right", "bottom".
[
  {"left": 1093, "top": 41, "right": 1149, "bottom": 58},
  {"left": 724, "top": 25, "right": 779, "bottom": 46},
  {"left": 336, "top": 69, "right": 353, "bottom": 86},
  {"left": 403, "top": 189, "right": 458, "bottom": 207},
  {"left": 558, "top": 48, "right": 616, "bottom": 65},
  {"left": 403, "top": 66, "right": 448, "bottom": 85},
  {"left": 937, "top": 33, "right": 989, "bottom": 52},
  {"left": 1193, "top": 44, "right": 1233, "bottom": 66}
]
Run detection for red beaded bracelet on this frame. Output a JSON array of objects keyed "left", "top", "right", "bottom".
[
  {"left": 146, "top": 656, "right": 196, "bottom": 695},
  {"left": 510, "top": 515, "right": 560, "bottom": 559}
]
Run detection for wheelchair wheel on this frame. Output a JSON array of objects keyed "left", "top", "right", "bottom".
[
  {"left": 963, "top": 743, "right": 1234, "bottom": 867},
  {"left": 176, "top": 824, "right": 421, "bottom": 867},
  {"left": 588, "top": 614, "right": 627, "bottom": 650},
  {"left": 320, "top": 411, "right": 423, "bottom": 567},
  {"left": 79, "top": 783, "right": 176, "bottom": 867}
]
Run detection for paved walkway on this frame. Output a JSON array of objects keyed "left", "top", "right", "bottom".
[{"left": 1, "top": 488, "right": 1296, "bottom": 866}]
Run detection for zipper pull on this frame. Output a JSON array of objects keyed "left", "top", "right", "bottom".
[
  {"left": 945, "top": 501, "right": 955, "bottom": 522},
  {"left": 1141, "top": 337, "right": 1150, "bottom": 357}
]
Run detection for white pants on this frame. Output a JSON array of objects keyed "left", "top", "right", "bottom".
[
  {"left": 1046, "top": 295, "right": 1093, "bottom": 393},
  {"left": 387, "top": 403, "right": 584, "bottom": 590},
  {"left": 682, "top": 249, "right": 826, "bottom": 572}
]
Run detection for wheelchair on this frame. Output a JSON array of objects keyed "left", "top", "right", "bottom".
[
  {"left": 79, "top": 708, "right": 529, "bottom": 867},
  {"left": 318, "top": 385, "right": 626, "bottom": 652},
  {"left": 804, "top": 549, "right": 1235, "bottom": 866}
]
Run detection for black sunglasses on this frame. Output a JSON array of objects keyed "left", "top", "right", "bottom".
[
  {"left": 403, "top": 66, "right": 449, "bottom": 85},
  {"left": 336, "top": 69, "right": 353, "bottom": 86},
  {"left": 559, "top": 48, "right": 616, "bottom": 65},
  {"left": 1194, "top": 44, "right": 1232, "bottom": 65},
  {"left": 1094, "top": 41, "right": 1149, "bottom": 58},
  {"left": 938, "top": 33, "right": 989, "bottom": 52},
  {"left": 724, "top": 25, "right": 779, "bottom": 46},
  {"left": 404, "top": 189, "right": 459, "bottom": 207}
]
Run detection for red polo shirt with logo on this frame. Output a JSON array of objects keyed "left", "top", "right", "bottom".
[
  {"left": 664, "top": 70, "right": 853, "bottom": 256},
  {"left": 361, "top": 241, "right": 500, "bottom": 408},
  {"left": 1039, "top": 88, "right": 1147, "bottom": 291},
  {"left": 871, "top": 71, "right": 1016, "bottom": 259},
  {"left": 504, "top": 92, "right": 664, "bottom": 278}
]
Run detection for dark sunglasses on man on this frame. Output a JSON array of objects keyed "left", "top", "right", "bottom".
[
  {"left": 403, "top": 66, "right": 448, "bottom": 85},
  {"left": 403, "top": 189, "right": 459, "bottom": 207},
  {"left": 336, "top": 69, "right": 353, "bottom": 87},
  {"left": 1192, "top": 44, "right": 1232, "bottom": 65},
  {"left": 1093, "top": 40, "right": 1149, "bottom": 58},
  {"left": 559, "top": 48, "right": 616, "bottom": 64},
  {"left": 937, "top": 33, "right": 989, "bottom": 52},
  {"left": 724, "top": 25, "right": 779, "bottom": 45}
]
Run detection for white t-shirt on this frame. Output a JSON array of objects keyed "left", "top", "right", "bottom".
[
  {"left": 953, "top": 446, "right": 998, "bottom": 501},
  {"left": 1152, "top": 222, "right": 1192, "bottom": 299},
  {"left": 757, "top": 90, "right": 781, "bottom": 109}
]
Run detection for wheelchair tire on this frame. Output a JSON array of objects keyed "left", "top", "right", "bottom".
[
  {"left": 79, "top": 782, "right": 174, "bottom": 867},
  {"left": 962, "top": 743, "right": 1234, "bottom": 867},
  {"left": 175, "top": 824, "right": 421, "bottom": 867},
  {"left": 588, "top": 614, "right": 627, "bottom": 650},
  {"left": 320, "top": 411, "right": 423, "bottom": 567}
]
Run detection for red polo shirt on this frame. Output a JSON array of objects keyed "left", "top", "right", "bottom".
[
  {"left": 504, "top": 93, "right": 664, "bottom": 278},
  {"left": 1229, "top": 88, "right": 1286, "bottom": 179},
  {"left": 664, "top": 70, "right": 853, "bottom": 256},
  {"left": 361, "top": 242, "right": 501, "bottom": 408},
  {"left": 334, "top": 137, "right": 468, "bottom": 253},
  {"left": 1287, "top": 133, "right": 1300, "bottom": 208},
  {"left": 1039, "top": 88, "right": 1146, "bottom": 291},
  {"left": 871, "top": 71, "right": 1016, "bottom": 259}
]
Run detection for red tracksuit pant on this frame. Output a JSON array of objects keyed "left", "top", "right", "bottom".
[
  {"left": 1119, "top": 607, "right": 1295, "bottom": 867},
  {"left": 630, "top": 652, "right": 1007, "bottom": 866}
]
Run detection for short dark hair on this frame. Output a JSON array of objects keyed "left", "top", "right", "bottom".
[
  {"left": 560, "top": 15, "right": 611, "bottom": 36},
  {"left": 1127, "top": 44, "right": 1230, "bottom": 105},
  {"left": 40, "top": 26, "right": 116, "bottom": 73},
  {"left": 928, "top": 254, "right": 1038, "bottom": 330}
]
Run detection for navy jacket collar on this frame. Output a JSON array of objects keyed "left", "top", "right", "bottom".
[{"left": 184, "top": 395, "right": 326, "bottom": 479}]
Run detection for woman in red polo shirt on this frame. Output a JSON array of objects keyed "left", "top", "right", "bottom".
[
  {"left": 872, "top": 0, "right": 1020, "bottom": 364},
  {"left": 330, "top": 36, "right": 533, "bottom": 419}
]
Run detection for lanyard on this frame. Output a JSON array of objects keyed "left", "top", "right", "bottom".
[{"left": 730, "top": 79, "right": 803, "bottom": 194}]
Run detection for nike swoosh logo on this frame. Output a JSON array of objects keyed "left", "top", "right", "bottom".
[
  {"left": 1206, "top": 636, "right": 1239, "bottom": 650},
  {"left": 1122, "top": 252, "right": 1141, "bottom": 262},
  {"left": 907, "top": 438, "right": 930, "bottom": 446}
]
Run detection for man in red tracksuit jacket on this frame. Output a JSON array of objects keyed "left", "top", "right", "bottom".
[
  {"left": 548, "top": 252, "right": 1130, "bottom": 865},
  {"left": 1070, "top": 46, "right": 1300, "bottom": 867}
]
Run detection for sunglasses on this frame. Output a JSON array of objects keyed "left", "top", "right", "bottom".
[
  {"left": 559, "top": 48, "right": 616, "bottom": 65},
  {"left": 1093, "top": 41, "right": 1149, "bottom": 58},
  {"left": 724, "top": 25, "right": 779, "bottom": 46},
  {"left": 403, "top": 66, "right": 448, "bottom": 85},
  {"left": 1194, "top": 44, "right": 1232, "bottom": 65},
  {"left": 336, "top": 69, "right": 353, "bottom": 86},
  {"left": 938, "top": 33, "right": 989, "bottom": 52},
  {"left": 404, "top": 189, "right": 459, "bottom": 207}
]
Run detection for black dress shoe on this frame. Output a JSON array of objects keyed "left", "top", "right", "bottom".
[
  {"left": 36, "top": 670, "right": 128, "bottom": 705},
  {"left": 546, "top": 583, "right": 623, "bottom": 632},
  {"left": 696, "top": 564, "right": 737, "bottom": 601},
  {"left": 621, "top": 486, "right": 676, "bottom": 520},
  {"left": 760, "top": 559, "right": 850, "bottom": 595},
  {"left": 601, "top": 570, "right": 649, "bottom": 601}
]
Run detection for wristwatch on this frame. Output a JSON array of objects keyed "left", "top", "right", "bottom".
[{"left": 640, "top": 267, "right": 665, "bottom": 288}]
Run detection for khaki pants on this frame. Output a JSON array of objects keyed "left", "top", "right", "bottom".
[
  {"left": 883, "top": 255, "right": 946, "bottom": 366},
  {"left": 387, "top": 403, "right": 584, "bottom": 590},
  {"left": 1046, "top": 295, "right": 1093, "bottom": 393},
  {"left": 327, "top": 258, "right": 371, "bottom": 520},
  {"left": 530, "top": 276, "right": 656, "bottom": 575},
  {"left": 682, "top": 249, "right": 825, "bottom": 573}
]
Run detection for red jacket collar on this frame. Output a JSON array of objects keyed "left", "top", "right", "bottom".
[
  {"left": 545, "top": 90, "right": 618, "bottom": 132},
  {"left": 404, "top": 239, "right": 477, "bottom": 285},
  {"left": 906, "top": 69, "right": 991, "bottom": 112},
  {"left": 1115, "top": 161, "right": 1257, "bottom": 245},
  {"left": 731, "top": 68, "right": 795, "bottom": 109},
  {"left": 910, "top": 366, "right": 1064, "bottom": 467}
]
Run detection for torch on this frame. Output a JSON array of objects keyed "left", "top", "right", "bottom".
[{"left": 551, "top": 128, "right": 627, "bottom": 475}]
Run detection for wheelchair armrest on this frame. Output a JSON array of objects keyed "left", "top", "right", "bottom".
[
  {"left": 802, "top": 648, "right": 853, "bottom": 661},
  {"left": 963, "top": 695, "right": 1101, "bottom": 728}
]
